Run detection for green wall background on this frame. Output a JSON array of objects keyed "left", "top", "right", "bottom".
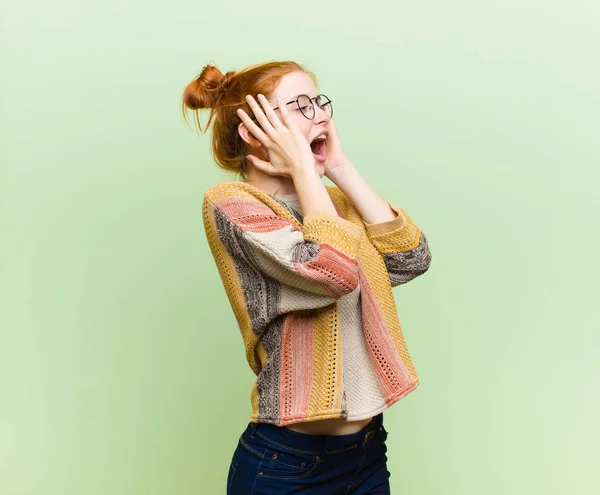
[{"left": 2, "top": 1, "right": 598, "bottom": 494}]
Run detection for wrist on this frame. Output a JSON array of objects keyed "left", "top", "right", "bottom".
[
  {"left": 291, "top": 164, "right": 320, "bottom": 182},
  {"left": 325, "top": 160, "right": 355, "bottom": 183}
]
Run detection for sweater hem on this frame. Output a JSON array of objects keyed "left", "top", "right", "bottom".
[
  {"left": 250, "top": 409, "right": 346, "bottom": 427},
  {"left": 345, "top": 379, "right": 420, "bottom": 421},
  {"left": 249, "top": 379, "right": 420, "bottom": 426}
]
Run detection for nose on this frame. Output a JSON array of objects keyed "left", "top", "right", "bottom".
[{"left": 312, "top": 103, "right": 330, "bottom": 124}]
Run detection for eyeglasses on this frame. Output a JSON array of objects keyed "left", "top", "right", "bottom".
[{"left": 249, "top": 94, "right": 333, "bottom": 121}]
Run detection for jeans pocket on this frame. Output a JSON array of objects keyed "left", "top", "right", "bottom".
[
  {"left": 238, "top": 431, "right": 319, "bottom": 479},
  {"left": 259, "top": 443, "right": 319, "bottom": 479},
  {"left": 242, "top": 431, "right": 319, "bottom": 480}
]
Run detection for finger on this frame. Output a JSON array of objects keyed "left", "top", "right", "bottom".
[
  {"left": 276, "top": 97, "right": 292, "bottom": 127},
  {"left": 237, "top": 108, "right": 270, "bottom": 145},
  {"left": 277, "top": 97, "right": 300, "bottom": 135},
  {"left": 257, "top": 94, "right": 284, "bottom": 131},
  {"left": 246, "top": 95, "right": 276, "bottom": 137}
]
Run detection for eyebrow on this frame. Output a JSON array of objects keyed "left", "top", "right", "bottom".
[{"left": 286, "top": 93, "right": 318, "bottom": 102}]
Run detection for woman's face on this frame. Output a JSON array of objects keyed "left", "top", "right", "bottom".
[{"left": 240, "top": 71, "right": 331, "bottom": 177}]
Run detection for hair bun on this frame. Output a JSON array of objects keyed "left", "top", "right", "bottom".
[
  {"left": 218, "top": 71, "right": 236, "bottom": 92},
  {"left": 182, "top": 64, "right": 237, "bottom": 111}
]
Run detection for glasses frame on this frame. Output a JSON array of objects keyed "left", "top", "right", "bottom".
[{"left": 249, "top": 94, "right": 333, "bottom": 121}]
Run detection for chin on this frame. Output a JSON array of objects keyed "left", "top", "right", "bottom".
[{"left": 316, "top": 162, "right": 326, "bottom": 177}]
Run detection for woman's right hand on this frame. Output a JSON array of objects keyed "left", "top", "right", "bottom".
[{"left": 237, "top": 94, "right": 316, "bottom": 178}]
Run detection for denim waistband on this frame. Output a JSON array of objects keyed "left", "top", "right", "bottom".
[{"left": 247, "top": 413, "right": 384, "bottom": 455}]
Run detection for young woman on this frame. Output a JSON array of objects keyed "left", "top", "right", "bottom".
[{"left": 182, "top": 60, "right": 432, "bottom": 494}]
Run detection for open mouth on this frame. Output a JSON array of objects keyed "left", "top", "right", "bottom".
[{"left": 310, "top": 134, "right": 327, "bottom": 163}]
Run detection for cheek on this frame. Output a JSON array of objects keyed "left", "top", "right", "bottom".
[{"left": 294, "top": 118, "right": 312, "bottom": 136}]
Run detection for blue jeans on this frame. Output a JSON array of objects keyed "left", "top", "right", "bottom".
[{"left": 226, "top": 412, "right": 391, "bottom": 494}]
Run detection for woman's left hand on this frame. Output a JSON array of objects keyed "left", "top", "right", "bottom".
[{"left": 323, "top": 117, "right": 349, "bottom": 179}]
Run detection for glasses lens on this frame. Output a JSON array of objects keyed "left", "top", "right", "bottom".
[
  {"left": 296, "top": 95, "right": 314, "bottom": 119},
  {"left": 317, "top": 95, "right": 332, "bottom": 118}
]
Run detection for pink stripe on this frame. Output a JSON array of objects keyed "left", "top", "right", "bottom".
[
  {"left": 295, "top": 243, "right": 359, "bottom": 296},
  {"left": 279, "top": 312, "right": 314, "bottom": 421},
  {"left": 359, "top": 271, "right": 413, "bottom": 400},
  {"left": 217, "top": 198, "right": 300, "bottom": 233}
]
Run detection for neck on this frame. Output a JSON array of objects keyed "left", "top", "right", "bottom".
[{"left": 243, "top": 170, "right": 297, "bottom": 196}]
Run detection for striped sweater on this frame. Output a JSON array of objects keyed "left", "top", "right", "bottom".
[{"left": 202, "top": 180, "right": 431, "bottom": 426}]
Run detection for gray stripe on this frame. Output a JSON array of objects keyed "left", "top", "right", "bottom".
[
  {"left": 382, "top": 232, "right": 432, "bottom": 286},
  {"left": 272, "top": 196, "right": 304, "bottom": 224},
  {"left": 292, "top": 240, "right": 319, "bottom": 264},
  {"left": 255, "top": 316, "right": 284, "bottom": 423},
  {"left": 214, "top": 206, "right": 282, "bottom": 336}
]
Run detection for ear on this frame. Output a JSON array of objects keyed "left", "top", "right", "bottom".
[{"left": 238, "top": 122, "right": 262, "bottom": 147}]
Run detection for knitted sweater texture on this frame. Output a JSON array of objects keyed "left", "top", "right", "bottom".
[{"left": 202, "top": 181, "right": 431, "bottom": 426}]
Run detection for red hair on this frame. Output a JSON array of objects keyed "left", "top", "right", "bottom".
[{"left": 181, "top": 60, "right": 317, "bottom": 180}]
